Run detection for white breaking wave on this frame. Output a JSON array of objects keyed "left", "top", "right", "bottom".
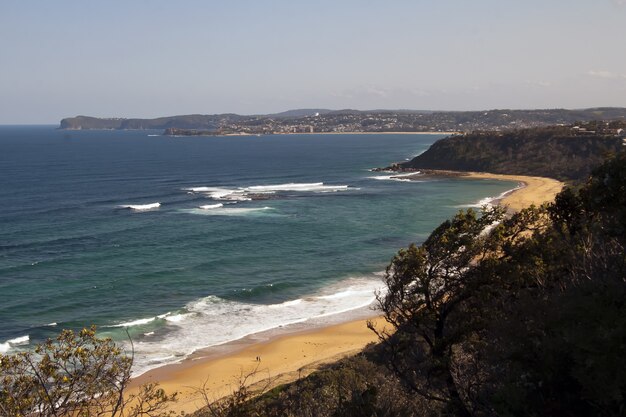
[
  {"left": 199, "top": 203, "right": 224, "bottom": 210},
  {"left": 184, "top": 182, "right": 352, "bottom": 202},
  {"left": 184, "top": 187, "right": 214, "bottom": 192},
  {"left": 127, "top": 276, "right": 385, "bottom": 376},
  {"left": 164, "top": 313, "right": 191, "bottom": 323},
  {"left": 245, "top": 182, "right": 349, "bottom": 192},
  {"left": 109, "top": 317, "right": 157, "bottom": 327},
  {"left": 118, "top": 202, "right": 161, "bottom": 211},
  {"left": 0, "top": 335, "right": 30, "bottom": 353},
  {"left": 182, "top": 207, "right": 275, "bottom": 217},
  {"left": 184, "top": 187, "right": 251, "bottom": 201},
  {"left": 107, "top": 312, "right": 173, "bottom": 328},
  {"left": 368, "top": 172, "right": 420, "bottom": 182},
  {"left": 456, "top": 184, "right": 523, "bottom": 208}
]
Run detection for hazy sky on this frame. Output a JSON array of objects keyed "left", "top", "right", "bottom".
[{"left": 1, "top": 0, "right": 626, "bottom": 123}]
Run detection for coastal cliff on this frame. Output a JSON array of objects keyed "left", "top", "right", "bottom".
[{"left": 59, "top": 114, "right": 239, "bottom": 130}]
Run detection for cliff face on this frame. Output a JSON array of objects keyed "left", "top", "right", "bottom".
[
  {"left": 401, "top": 127, "right": 624, "bottom": 181},
  {"left": 60, "top": 116, "right": 123, "bottom": 129},
  {"left": 59, "top": 114, "right": 238, "bottom": 130}
]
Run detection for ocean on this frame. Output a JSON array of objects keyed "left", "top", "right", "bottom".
[{"left": 0, "top": 126, "right": 517, "bottom": 374}]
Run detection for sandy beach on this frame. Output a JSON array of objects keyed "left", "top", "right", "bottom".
[
  {"left": 465, "top": 172, "right": 564, "bottom": 212},
  {"left": 129, "top": 317, "right": 387, "bottom": 413},
  {"left": 221, "top": 131, "right": 458, "bottom": 136},
  {"left": 128, "top": 171, "right": 564, "bottom": 414}
]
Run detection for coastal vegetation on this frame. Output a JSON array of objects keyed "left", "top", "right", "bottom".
[
  {"left": 2, "top": 150, "right": 624, "bottom": 416},
  {"left": 397, "top": 121, "right": 626, "bottom": 181},
  {"left": 0, "top": 327, "right": 176, "bottom": 416}
]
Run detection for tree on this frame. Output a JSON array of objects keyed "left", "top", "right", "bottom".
[
  {"left": 0, "top": 326, "right": 177, "bottom": 417},
  {"left": 370, "top": 206, "right": 506, "bottom": 417}
]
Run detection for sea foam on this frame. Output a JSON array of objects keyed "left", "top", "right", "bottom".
[
  {"left": 124, "top": 275, "right": 385, "bottom": 376},
  {"left": 184, "top": 182, "right": 352, "bottom": 202}
]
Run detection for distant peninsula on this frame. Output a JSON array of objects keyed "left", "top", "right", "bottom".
[{"left": 60, "top": 107, "right": 626, "bottom": 135}]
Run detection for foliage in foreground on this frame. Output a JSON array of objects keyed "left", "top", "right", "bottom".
[{"left": 0, "top": 326, "right": 177, "bottom": 416}]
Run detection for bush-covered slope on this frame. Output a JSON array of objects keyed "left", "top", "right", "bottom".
[{"left": 400, "top": 125, "right": 624, "bottom": 181}]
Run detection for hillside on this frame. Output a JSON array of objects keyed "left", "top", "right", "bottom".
[
  {"left": 397, "top": 123, "right": 626, "bottom": 181},
  {"left": 59, "top": 114, "right": 246, "bottom": 130},
  {"left": 59, "top": 107, "right": 626, "bottom": 134}
]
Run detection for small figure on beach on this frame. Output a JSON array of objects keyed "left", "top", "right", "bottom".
[{"left": 255, "top": 356, "right": 261, "bottom": 362}]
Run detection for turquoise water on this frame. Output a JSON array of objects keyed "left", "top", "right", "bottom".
[{"left": 0, "top": 127, "right": 516, "bottom": 373}]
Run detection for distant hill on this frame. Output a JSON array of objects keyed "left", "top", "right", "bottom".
[
  {"left": 264, "top": 109, "right": 333, "bottom": 118},
  {"left": 59, "top": 107, "right": 626, "bottom": 133},
  {"left": 396, "top": 122, "right": 626, "bottom": 181},
  {"left": 59, "top": 114, "right": 247, "bottom": 130}
]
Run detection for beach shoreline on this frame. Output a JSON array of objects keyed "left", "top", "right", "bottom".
[
  {"left": 129, "top": 314, "right": 388, "bottom": 413},
  {"left": 127, "top": 171, "right": 564, "bottom": 413},
  {"left": 463, "top": 172, "right": 564, "bottom": 212},
  {"left": 218, "top": 131, "right": 458, "bottom": 137}
]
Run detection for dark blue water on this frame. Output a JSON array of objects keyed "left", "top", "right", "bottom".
[{"left": 0, "top": 126, "right": 516, "bottom": 372}]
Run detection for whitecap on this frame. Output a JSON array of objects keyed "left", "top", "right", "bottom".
[
  {"left": 183, "top": 187, "right": 214, "bottom": 192},
  {"left": 107, "top": 312, "right": 179, "bottom": 328},
  {"left": 118, "top": 202, "right": 161, "bottom": 211},
  {"left": 245, "top": 182, "right": 349, "bottom": 193},
  {"left": 184, "top": 182, "right": 352, "bottom": 202},
  {"left": 368, "top": 172, "right": 420, "bottom": 182},
  {"left": 109, "top": 317, "right": 157, "bottom": 327},
  {"left": 199, "top": 203, "right": 224, "bottom": 209},
  {"left": 181, "top": 207, "right": 275, "bottom": 217},
  {"left": 0, "top": 335, "right": 30, "bottom": 353},
  {"left": 7, "top": 335, "right": 29, "bottom": 345},
  {"left": 184, "top": 187, "right": 247, "bottom": 201}
]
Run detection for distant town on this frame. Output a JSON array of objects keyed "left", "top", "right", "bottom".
[{"left": 59, "top": 107, "right": 626, "bottom": 136}]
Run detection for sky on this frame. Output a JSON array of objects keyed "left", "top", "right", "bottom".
[{"left": 1, "top": 0, "right": 626, "bottom": 123}]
